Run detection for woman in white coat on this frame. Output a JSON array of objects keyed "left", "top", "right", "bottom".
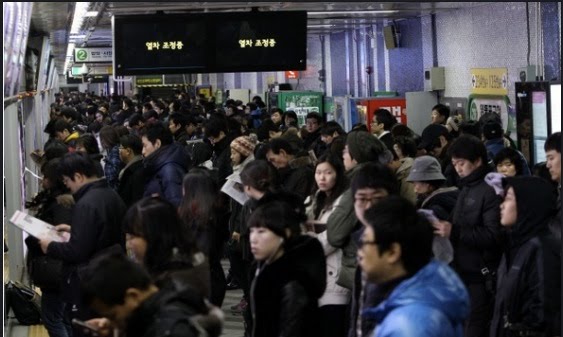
[{"left": 304, "top": 153, "right": 351, "bottom": 337}]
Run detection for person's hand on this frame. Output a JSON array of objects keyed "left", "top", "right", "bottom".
[
  {"left": 84, "top": 318, "right": 114, "bottom": 337},
  {"left": 232, "top": 232, "right": 240, "bottom": 242},
  {"left": 433, "top": 220, "right": 452, "bottom": 238},
  {"left": 55, "top": 224, "right": 71, "bottom": 233},
  {"left": 304, "top": 220, "right": 316, "bottom": 233},
  {"left": 38, "top": 237, "right": 53, "bottom": 254}
]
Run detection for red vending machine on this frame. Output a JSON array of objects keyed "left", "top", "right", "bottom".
[{"left": 366, "top": 98, "right": 407, "bottom": 132}]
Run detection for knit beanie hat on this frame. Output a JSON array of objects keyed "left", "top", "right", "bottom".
[
  {"left": 231, "top": 135, "right": 258, "bottom": 157},
  {"left": 346, "top": 131, "right": 387, "bottom": 164}
]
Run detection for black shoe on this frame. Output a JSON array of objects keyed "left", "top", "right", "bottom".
[{"left": 226, "top": 281, "right": 240, "bottom": 290}]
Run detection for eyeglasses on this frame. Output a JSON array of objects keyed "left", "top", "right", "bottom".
[{"left": 354, "top": 196, "right": 384, "bottom": 206}]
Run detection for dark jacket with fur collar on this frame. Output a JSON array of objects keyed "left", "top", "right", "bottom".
[{"left": 250, "top": 235, "right": 326, "bottom": 337}]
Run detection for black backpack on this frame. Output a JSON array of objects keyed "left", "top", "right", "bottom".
[{"left": 5, "top": 280, "right": 41, "bottom": 325}]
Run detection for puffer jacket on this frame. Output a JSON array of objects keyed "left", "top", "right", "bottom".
[
  {"left": 250, "top": 235, "right": 326, "bottom": 337},
  {"left": 451, "top": 164, "right": 503, "bottom": 282},
  {"left": 143, "top": 143, "right": 191, "bottom": 207},
  {"left": 305, "top": 193, "right": 350, "bottom": 307},
  {"left": 490, "top": 176, "right": 561, "bottom": 337},
  {"left": 363, "top": 260, "right": 470, "bottom": 337}
]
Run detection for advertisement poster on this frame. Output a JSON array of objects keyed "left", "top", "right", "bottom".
[{"left": 282, "top": 93, "right": 322, "bottom": 126}]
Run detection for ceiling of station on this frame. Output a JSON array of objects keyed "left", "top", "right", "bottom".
[{"left": 29, "top": 2, "right": 492, "bottom": 76}]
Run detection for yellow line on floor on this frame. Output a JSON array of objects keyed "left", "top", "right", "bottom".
[{"left": 28, "top": 325, "right": 49, "bottom": 337}]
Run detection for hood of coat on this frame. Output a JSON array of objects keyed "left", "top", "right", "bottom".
[
  {"left": 143, "top": 143, "right": 190, "bottom": 175},
  {"left": 363, "top": 260, "right": 469, "bottom": 328},
  {"left": 502, "top": 176, "right": 556, "bottom": 248}
]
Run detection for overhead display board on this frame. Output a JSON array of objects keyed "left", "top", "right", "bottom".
[{"left": 112, "top": 11, "right": 307, "bottom": 76}]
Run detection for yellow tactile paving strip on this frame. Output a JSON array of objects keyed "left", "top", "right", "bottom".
[{"left": 28, "top": 325, "right": 49, "bottom": 337}]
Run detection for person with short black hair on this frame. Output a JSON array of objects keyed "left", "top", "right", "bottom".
[
  {"left": 303, "top": 112, "right": 327, "bottom": 158},
  {"left": 75, "top": 134, "right": 104, "bottom": 177},
  {"left": 79, "top": 251, "right": 222, "bottom": 337},
  {"left": 264, "top": 138, "right": 315, "bottom": 199},
  {"left": 140, "top": 123, "right": 190, "bottom": 206},
  {"left": 371, "top": 109, "right": 398, "bottom": 159},
  {"left": 248, "top": 196, "right": 326, "bottom": 337},
  {"left": 38, "top": 152, "right": 127, "bottom": 336},
  {"left": 447, "top": 135, "right": 503, "bottom": 337},
  {"left": 117, "top": 134, "right": 145, "bottom": 207},
  {"left": 431, "top": 104, "right": 450, "bottom": 125},
  {"left": 204, "top": 117, "right": 234, "bottom": 183},
  {"left": 320, "top": 124, "right": 347, "bottom": 158},
  {"left": 53, "top": 119, "right": 81, "bottom": 151},
  {"left": 168, "top": 112, "right": 190, "bottom": 144},
  {"left": 359, "top": 196, "right": 469, "bottom": 337},
  {"left": 493, "top": 147, "right": 526, "bottom": 177},
  {"left": 282, "top": 110, "right": 298, "bottom": 130}
]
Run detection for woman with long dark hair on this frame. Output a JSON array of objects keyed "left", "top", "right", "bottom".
[
  {"left": 99, "top": 125, "right": 124, "bottom": 190},
  {"left": 123, "top": 196, "right": 210, "bottom": 298},
  {"left": 178, "top": 169, "right": 229, "bottom": 306},
  {"left": 304, "top": 153, "right": 350, "bottom": 337}
]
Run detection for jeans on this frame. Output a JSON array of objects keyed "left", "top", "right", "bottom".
[{"left": 41, "top": 290, "right": 72, "bottom": 337}]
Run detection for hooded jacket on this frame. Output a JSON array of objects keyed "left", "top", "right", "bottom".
[
  {"left": 490, "top": 176, "right": 561, "bottom": 337},
  {"left": 126, "top": 285, "right": 223, "bottom": 337},
  {"left": 250, "top": 235, "right": 326, "bottom": 337},
  {"left": 143, "top": 143, "right": 191, "bottom": 207},
  {"left": 363, "top": 260, "right": 470, "bottom": 337}
]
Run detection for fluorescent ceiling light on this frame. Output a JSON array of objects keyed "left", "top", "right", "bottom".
[
  {"left": 84, "top": 11, "right": 98, "bottom": 17},
  {"left": 308, "top": 10, "right": 398, "bottom": 15},
  {"left": 64, "top": 43, "right": 76, "bottom": 73},
  {"left": 308, "top": 24, "right": 335, "bottom": 28},
  {"left": 70, "top": 2, "right": 90, "bottom": 35}
]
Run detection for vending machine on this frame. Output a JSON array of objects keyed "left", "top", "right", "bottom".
[
  {"left": 467, "top": 94, "right": 514, "bottom": 142},
  {"left": 515, "top": 81, "right": 555, "bottom": 165},
  {"left": 266, "top": 91, "right": 324, "bottom": 126}
]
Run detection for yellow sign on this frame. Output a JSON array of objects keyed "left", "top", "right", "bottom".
[{"left": 470, "top": 68, "right": 509, "bottom": 96}]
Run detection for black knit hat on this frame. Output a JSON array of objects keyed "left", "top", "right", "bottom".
[{"left": 346, "top": 131, "right": 387, "bottom": 164}]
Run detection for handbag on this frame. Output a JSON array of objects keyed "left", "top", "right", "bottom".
[
  {"left": 29, "top": 255, "right": 63, "bottom": 289},
  {"left": 5, "top": 281, "right": 42, "bottom": 325}
]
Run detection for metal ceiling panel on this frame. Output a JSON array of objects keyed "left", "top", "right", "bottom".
[{"left": 29, "top": 2, "right": 491, "bottom": 76}]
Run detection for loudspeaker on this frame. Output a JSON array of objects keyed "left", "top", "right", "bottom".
[{"left": 383, "top": 25, "right": 398, "bottom": 49}]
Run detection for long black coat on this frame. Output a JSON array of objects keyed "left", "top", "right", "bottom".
[{"left": 117, "top": 158, "right": 145, "bottom": 207}]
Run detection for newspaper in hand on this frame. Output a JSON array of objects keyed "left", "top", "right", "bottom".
[
  {"left": 221, "top": 172, "right": 249, "bottom": 206},
  {"left": 9, "top": 210, "right": 70, "bottom": 242}
]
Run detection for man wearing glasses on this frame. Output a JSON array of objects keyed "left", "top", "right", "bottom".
[{"left": 358, "top": 196, "right": 469, "bottom": 337}]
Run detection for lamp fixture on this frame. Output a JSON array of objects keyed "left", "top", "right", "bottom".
[
  {"left": 84, "top": 11, "right": 98, "bottom": 17},
  {"left": 308, "top": 10, "right": 398, "bottom": 15}
]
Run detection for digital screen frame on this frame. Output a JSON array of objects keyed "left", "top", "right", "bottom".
[{"left": 112, "top": 11, "right": 307, "bottom": 76}]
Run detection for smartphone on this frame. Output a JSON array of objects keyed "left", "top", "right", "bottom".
[
  {"left": 418, "top": 209, "right": 439, "bottom": 223},
  {"left": 72, "top": 319, "right": 100, "bottom": 336}
]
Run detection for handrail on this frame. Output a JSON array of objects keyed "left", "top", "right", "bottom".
[{"left": 3, "top": 88, "right": 55, "bottom": 107}]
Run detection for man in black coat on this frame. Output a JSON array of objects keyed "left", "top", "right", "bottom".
[
  {"left": 447, "top": 135, "right": 503, "bottom": 337},
  {"left": 39, "top": 152, "right": 127, "bottom": 337},
  {"left": 117, "top": 134, "right": 145, "bottom": 207},
  {"left": 80, "top": 251, "right": 223, "bottom": 337}
]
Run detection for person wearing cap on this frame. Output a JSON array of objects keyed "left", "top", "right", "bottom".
[
  {"left": 406, "top": 156, "right": 459, "bottom": 263},
  {"left": 248, "top": 196, "right": 326, "bottom": 337},
  {"left": 326, "top": 131, "right": 388, "bottom": 291}
]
